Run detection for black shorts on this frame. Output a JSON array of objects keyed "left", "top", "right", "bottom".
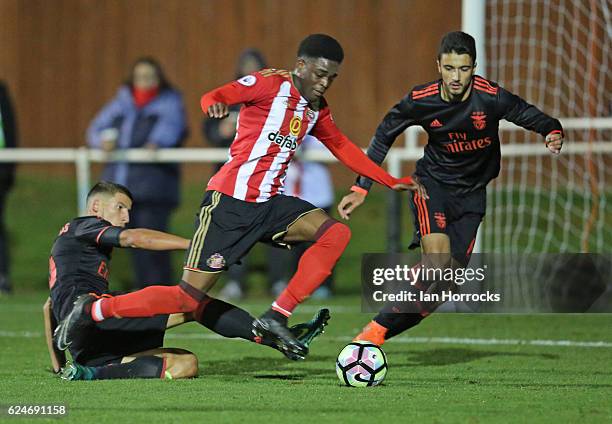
[
  {"left": 408, "top": 176, "right": 486, "bottom": 265},
  {"left": 184, "top": 191, "right": 320, "bottom": 273},
  {"left": 70, "top": 315, "right": 169, "bottom": 366}
]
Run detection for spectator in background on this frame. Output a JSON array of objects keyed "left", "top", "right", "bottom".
[
  {"left": 87, "top": 57, "right": 188, "bottom": 289},
  {"left": 0, "top": 81, "right": 18, "bottom": 295},
  {"left": 268, "top": 136, "right": 335, "bottom": 299},
  {"left": 203, "top": 48, "right": 268, "bottom": 172},
  {"left": 202, "top": 48, "right": 267, "bottom": 300}
]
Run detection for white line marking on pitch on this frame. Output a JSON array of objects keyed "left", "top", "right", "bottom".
[
  {"left": 1, "top": 330, "right": 611, "bottom": 348},
  {"left": 0, "top": 304, "right": 358, "bottom": 313}
]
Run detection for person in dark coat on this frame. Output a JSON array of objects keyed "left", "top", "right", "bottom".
[{"left": 0, "top": 81, "right": 18, "bottom": 295}]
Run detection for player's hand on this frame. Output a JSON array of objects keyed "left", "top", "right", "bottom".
[
  {"left": 392, "top": 175, "right": 429, "bottom": 199},
  {"left": 207, "top": 102, "right": 230, "bottom": 118},
  {"left": 99, "top": 128, "right": 118, "bottom": 152},
  {"left": 101, "top": 139, "right": 116, "bottom": 152},
  {"left": 338, "top": 191, "right": 366, "bottom": 220},
  {"left": 545, "top": 132, "right": 563, "bottom": 154}
]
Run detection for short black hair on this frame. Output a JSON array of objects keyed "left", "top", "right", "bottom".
[
  {"left": 297, "top": 34, "right": 344, "bottom": 63},
  {"left": 438, "top": 31, "right": 477, "bottom": 64},
  {"left": 236, "top": 48, "right": 267, "bottom": 78},
  {"left": 87, "top": 181, "right": 133, "bottom": 203}
]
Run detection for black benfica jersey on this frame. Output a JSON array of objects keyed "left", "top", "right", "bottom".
[
  {"left": 49, "top": 216, "right": 124, "bottom": 321},
  {"left": 356, "top": 75, "right": 563, "bottom": 194}
]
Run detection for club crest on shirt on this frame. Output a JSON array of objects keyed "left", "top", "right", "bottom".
[
  {"left": 434, "top": 212, "right": 447, "bottom": 230},
  {"left": 306, "top": 109, "right": 316, "bottom": 120},
  {"left": 206, "top": 253, "right": 226, "bottom": 269},
  {"left": 471, "top": 111, "right": 487, "bottom": 130}
]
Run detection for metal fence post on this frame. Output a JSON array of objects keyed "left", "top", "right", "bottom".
[
  {"left": 75, "top": 147, "right": 91, "bottom": 215},
  {"left": 387, "top": 152, "right": 403, "bottom": 252}
]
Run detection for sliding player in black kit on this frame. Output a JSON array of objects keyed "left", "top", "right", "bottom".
[
  {"left": 338, "top": 31, "right": 564, "bottom": 345},
  {"left": 46, "top": 182, "right": 328, "bottom": 380}
]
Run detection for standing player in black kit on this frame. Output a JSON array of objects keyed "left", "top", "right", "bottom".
[{"left": 338, "top": 31, "right": 564, "bottom": 346}]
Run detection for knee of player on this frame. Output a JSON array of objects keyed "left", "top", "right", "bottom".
[
  {"left": 421, "top": 234, "right": 451, "bottom": 255},
  {"left": 332, "top": 222, "right": 352, "bottom": 246},
  {"left": 422, "top": 252, "right": 452, "bottom": 271},
  {"left": 175, "top": 285, "right": 202, "bottom": 313},
  {"left": 182, "top": 354, "right": 199, "bottom": 378},
  {"left": 168, "top": 353, "right": 199, "bottom": 379}
]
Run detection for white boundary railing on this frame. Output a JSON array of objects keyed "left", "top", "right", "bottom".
[
  {"left": 0, "top": 117, "right": 609, "bottom": 250},
  {"left": 404, "top": 117, "right": 612, "bottom": 252}
]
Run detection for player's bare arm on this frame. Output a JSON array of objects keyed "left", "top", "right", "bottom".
[
  {"left": 119, "top": 228, "right": 190, "bottom": 250},
  {"left": 43, "top": 297, "right": 66, "bottom": 373},
  {"left": 85, "top": 185, "right": 190, "bottom": 251},
  {"left": 337, "top": 190, "right": 366, "bottom": 220}
]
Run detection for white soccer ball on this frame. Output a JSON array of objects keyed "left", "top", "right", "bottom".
[{"left": 336, "top": 341, "right": 388, "bottom": 387}]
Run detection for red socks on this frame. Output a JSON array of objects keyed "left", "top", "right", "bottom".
[
  {"left": 92, "top": 281, "right": 205, "bottom": 321},
  {"left": 272, "top": 221, "right": 351, "bottom": 316}
]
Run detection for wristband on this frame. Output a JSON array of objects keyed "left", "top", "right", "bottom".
[
  {"left": 545, "top": 130, "right": 563, "bottom": 145},
  {"left": 350, "top": 185, "right": 368, "bottom": 196}
]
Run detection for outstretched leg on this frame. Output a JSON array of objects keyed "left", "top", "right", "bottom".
[
  {"left": 261, "top": 209, "right": 351, "bottom": 324},
  {"left": 192, "top": 296, "right": 330, "bottom": 360},
  {"left": 61, "top": 348, "right": 198, "bottom": 381},
  {"left": 90, "top": 272, "right": 221, "bottom": 321},
  {"left": 354, "top": 233, "right": 450, "bottom": 345}
]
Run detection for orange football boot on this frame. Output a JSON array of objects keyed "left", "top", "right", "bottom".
[{"left": 353, "top": 320, "right": 388, "bottom": 346}]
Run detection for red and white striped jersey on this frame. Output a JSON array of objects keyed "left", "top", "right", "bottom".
[{"left": 201, "top": 69, "right": 409, "bottom": 203}]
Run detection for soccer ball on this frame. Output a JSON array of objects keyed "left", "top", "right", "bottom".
[{"left": 336, "top": 341, "right": 388, "bottom": 387}]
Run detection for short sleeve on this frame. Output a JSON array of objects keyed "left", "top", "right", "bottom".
[{"left": 74, "top": 218, "right": 124, "bottom": 248}]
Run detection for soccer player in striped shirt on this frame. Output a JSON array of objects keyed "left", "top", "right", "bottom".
[
  {"left": 56, "top": 34, "right": 426, "bottom": 359},
  {"left": 339, "top": 31, "right": 564, "bottom": 346}
]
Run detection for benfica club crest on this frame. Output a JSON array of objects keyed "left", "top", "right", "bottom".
[
  {"left": 434, "top": 212, "right": 447, "bottom": 230},
  {"left": 471, "top": 111, "right": 487, "bottom": 130}
]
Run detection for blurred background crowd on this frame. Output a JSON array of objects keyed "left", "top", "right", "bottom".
[
  {"left": 8, "top": 1, "right": 604, "bottom": 301},
  {"left": 0, "top": 0, "right": 460, "bottom": 298}
]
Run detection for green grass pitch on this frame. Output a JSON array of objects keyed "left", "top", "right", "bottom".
[
  {"left": 1, "top": 174, "right": 610, "bottom": 422},
  {"left": 1, "top": 292, "right": 611, "bottom": 423}
]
